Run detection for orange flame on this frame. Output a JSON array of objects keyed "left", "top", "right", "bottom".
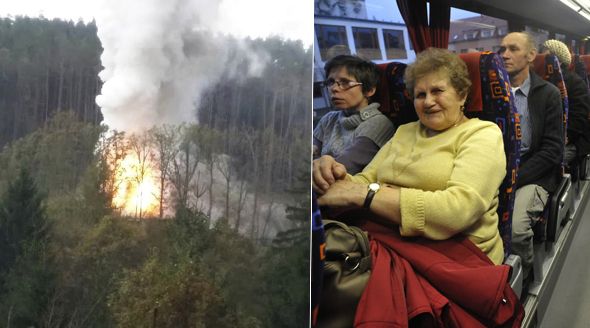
[{"left": 112, "top": 153, "right": 159, "bottom": 218}]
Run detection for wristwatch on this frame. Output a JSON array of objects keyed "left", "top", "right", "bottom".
[{"left": 363, "top": 182, "right": 381, "bottom": 209}]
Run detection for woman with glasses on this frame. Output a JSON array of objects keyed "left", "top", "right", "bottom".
[{"left": 313, "top": 55, "right": 395, "bottom": 174}]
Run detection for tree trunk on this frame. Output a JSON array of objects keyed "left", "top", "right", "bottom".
[
  {"left": 57, "top": 60, "right": 64, "bottom": 111},
  {"left": 45, "top": 64, "right": 50, "bottom": 126},
  {"left": 235, "top": 178, "right": 247, "bottom": 232},
  {"left": 6, "top": 304, "right": 13, "bottom": 328},
  {"left": 260, "top": 198, "right": 275, "bottom": 241},
  {"left": 207, "top": 159, "right": 214, "bottom": 223}
]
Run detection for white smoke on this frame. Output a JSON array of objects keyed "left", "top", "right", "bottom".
[{"left": 94, "top": 0, "right": 268, "bottom": 132}]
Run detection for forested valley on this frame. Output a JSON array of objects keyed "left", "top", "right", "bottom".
[{"left": 0, "top": 17, "right": 311, "bottom": 327}]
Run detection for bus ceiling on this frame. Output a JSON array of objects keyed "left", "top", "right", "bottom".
[{"left": 447, "top": 0, "right": 590, "bottom": 38}]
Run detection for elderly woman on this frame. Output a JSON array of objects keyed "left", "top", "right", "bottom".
[
  {"left": 313, "top": 55, "right": 395, "bottom": 174},
  {"left": 313, "top": 48, "right": 506, "bottom": 264}
]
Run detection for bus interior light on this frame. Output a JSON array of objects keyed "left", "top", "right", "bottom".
[
  {"left": 579, "top": 9, "right": 590, "bottom": 20},
  {"left": 560, "top": 0, "right": 581, "bottom": 11}
]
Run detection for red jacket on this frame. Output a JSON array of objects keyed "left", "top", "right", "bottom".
[{"left": 354, "top": 221, "right": 524, "bottom": 327}]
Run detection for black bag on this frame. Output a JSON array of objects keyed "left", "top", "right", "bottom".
[{"left": 317, "top": 219, "right": 372, "bottom": 328}]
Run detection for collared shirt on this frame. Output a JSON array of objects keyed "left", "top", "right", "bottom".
[{"left": 512, "top": 75, "right": 531, "bottom": 155}]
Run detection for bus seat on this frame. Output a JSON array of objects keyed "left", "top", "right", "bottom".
[
  {"left": 579, "top": 54, "right": 590, "bottom": 85},
  {"left": 311, "top": 193, "right": 325, "bottom": 327},
  {"left": 459, "top": 51, "right": 520, "bottom": 259},
  {"left": 459, "top": 51, "right": 523, "bottom": 294},
  {"left": 571, "top": 54, "right": 590, "bottom": 88},
  {"left": 533, "top": 54, "right": 574, "bottom": 281},
  {"left": 581, "top": 153, "right": 590, "bottom": 181},
  {"left": 375, "top": 62, "right": 418, "bottom": 127},
  {"left": 573, "top": 54, "right": 590, "bottom": 180}
]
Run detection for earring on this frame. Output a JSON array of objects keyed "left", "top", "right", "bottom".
[{"left": 460, "top": 105, "right": 465, "bottom": 112}]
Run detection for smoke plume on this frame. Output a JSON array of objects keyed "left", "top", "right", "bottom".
[{"left": 94, "top": 0, "right": 267, "bottom": 132}]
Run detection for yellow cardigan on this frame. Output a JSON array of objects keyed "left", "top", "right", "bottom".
[{"left": 351, "top": 118, "right": 506, "bottom": 264}]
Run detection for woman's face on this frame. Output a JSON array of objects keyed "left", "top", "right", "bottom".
[
  {"left": 327, "top": 67, "right": 373, "bottom": 111},
  {"left": 413, "top": 71, "right": 466, "bottom": 132}
]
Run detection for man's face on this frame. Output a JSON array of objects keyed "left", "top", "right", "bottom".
[{"left": 499, "top": 33, "right": 535, "bottom": 77}]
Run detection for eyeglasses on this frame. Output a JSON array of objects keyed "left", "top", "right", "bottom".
[{"left": 324, "top": 78, "right": 363, "bottom": 90}]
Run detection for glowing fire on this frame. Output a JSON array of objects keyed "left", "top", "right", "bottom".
[{"left": 112, "top": 153, "right": 160, "bottom": 218}]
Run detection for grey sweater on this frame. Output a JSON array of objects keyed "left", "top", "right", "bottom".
[{"left": 313, "top": 103, "right": 395, "bottom": 174}]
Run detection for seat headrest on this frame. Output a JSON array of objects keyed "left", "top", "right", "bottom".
[
  {"left": 534, "top": 53, "right": 559, "bottom": 80},
  {"left": 375, "top": 62, "right": 417, "bottom": 126},
  {"left": 580, "top": 55, "right": 590, "bottom": 74},
  {"left": 458, "top": 52, "right": 483, "bottom": 113}
]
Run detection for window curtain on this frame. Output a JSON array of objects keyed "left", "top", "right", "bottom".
[
  {"left": 429, "top": 0, "right": 451, "bottom": 48},
  {"left": 396, "top": 0, "right": 450, "bottom": 53},
  {"left": 396, "top": 0, "right": 430, "bottom": 53}
]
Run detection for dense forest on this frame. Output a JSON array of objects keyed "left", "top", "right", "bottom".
[
  {"left": 0, "top": 17, "right": 311, "bottom": 327},
  {"left": 0, "top": 17, "right": 103, "bottom": 147}
]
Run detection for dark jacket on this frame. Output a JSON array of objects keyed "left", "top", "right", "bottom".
[
  {"left": 516, "top": 71, "right": 564, "bottom": 193},
  {"left": 354, "top": 221, "right": 524, "bottom": 327},
  {"left": 562, "top": 66, "right": 590, "bottom": 157}
]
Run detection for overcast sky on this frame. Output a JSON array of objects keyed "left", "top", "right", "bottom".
[
  {"left": 366, "top": 0, "right": 479, "bottom": 23},
  {"left": 0, "top": 0, "right": 313, "bottom": 46}
]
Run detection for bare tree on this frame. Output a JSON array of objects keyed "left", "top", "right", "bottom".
[
  {"left": 96, "top": 130, "right": 127, "bottom": 209},
  {"left": 148, "top": 125, "right": 180, "bottom": 218},
  {"left": 128, "top": 132, "right": 155, "bottom": 219},
  {"left": 215, "top": 153, "right": 232, "bottom": 223},
  {"left": 170, "top": 125, "right": 200, "bottom": 212},
  {"left": 244, "top": 128, "right": 261, "bottom": 239},
  {"left": 192, "top": 126, "right": 220, "bottom": 223}
]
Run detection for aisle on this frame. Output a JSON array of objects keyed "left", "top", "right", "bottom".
[{"left": 540, "top": 195, "right": 590, "bottom": 328}]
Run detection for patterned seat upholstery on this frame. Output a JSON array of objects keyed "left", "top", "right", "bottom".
[
  {"left": 459, "top": 52, "right": 520, "bottom": 259},
  {"left": 311, "top": 193, "right": 325, "bottom": 327},
  {"left": 375, "top": 62, "right": 418, "bottom": 127}
]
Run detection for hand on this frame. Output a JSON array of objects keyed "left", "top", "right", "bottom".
[
  {"left": 313, "top": 155, "right": 348, "bottom": 194},
  {"left": 317, "top": 180, "right": 365, "bottom": 209}
]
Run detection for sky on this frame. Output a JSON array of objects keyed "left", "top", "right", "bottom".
[
  {"left": 0, "top": 0, "right": 313, "bottom": 46},
  {"left": 366, "top": 0, "right": 479, "bottom": 23}
]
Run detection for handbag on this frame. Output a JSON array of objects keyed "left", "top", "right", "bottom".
[{"left": 317, "top": 219, "right": 372, "bottom": 328}]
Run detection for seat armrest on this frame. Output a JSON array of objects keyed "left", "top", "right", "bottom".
[
  {"left": 547, "top": 175, "right": 572, "bottom": 242},
  {"left": 505, "top": 254, "right": 523, "bottom": 298},
  {"left": 581, "top": 154, "right": 590, "bottom": 180}
]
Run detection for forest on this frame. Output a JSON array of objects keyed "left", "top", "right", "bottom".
[{"left": 0, "top": 17, "right": 311, "bottom": 327}]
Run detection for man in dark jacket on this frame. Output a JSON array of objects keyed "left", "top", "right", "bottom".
[
  {"left": 541, "top": 39, "right": 590, "bottom": 170},
  {"left": 499, "top": 32, "right": 564, "bottom": 278}
]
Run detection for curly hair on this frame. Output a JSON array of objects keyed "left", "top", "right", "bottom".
[
  {"left": 404, "top": 48, "right": 471, "bottom": 99},
  {"left": 324, "top": 55, "right": 380, "bottom": 94}
]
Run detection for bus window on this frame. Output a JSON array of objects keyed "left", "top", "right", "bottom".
[
  {"left": 352, "top": 27, "right": 382, "bottom": 60},
  {"left": 448, "top": 12, "right": 508, "bottom": 53},
  {"left": 315, "top": 24, "right": 351, "bottom": 61},
  {"left": 383, "top": 29, "right": 408, "bottom": 60}
]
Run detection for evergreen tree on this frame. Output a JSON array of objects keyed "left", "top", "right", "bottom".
[
  {"left": 0, "top": 167, "right": 54, "bottom": 327},
  {"left": 0, "top": 168, "right": 48, "bottom": 280},
  {"left": 261, "top": 165, "right": 310, "bottom": 327}
]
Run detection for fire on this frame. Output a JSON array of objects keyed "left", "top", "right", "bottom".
[{"left": 112, "top": 153, "right": 159, "bottom": 218}]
